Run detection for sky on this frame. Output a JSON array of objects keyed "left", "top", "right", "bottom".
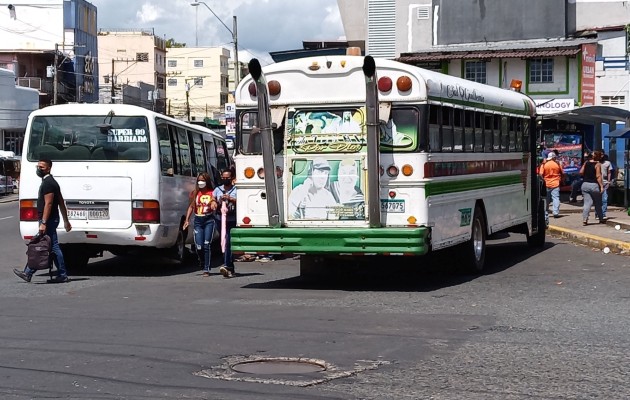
[{"left": 90, "top": 0, "right": 346, "bottom": 65}]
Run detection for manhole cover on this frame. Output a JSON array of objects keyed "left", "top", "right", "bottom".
[{"left": 231, "top": 359, "right": 326, "bottom": 375}]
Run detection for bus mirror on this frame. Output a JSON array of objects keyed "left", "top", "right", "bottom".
[{"left": 97, "top": 123, "right": 112, "bottom": 134}]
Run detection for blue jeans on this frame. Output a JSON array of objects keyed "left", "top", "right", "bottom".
[
  {"left": 581, "top": 182, "right": 603, "bottom": 222},
  {"left": 546, "top": 186, "right": 560, "bottom": 216},
  {"left": 25, "top": 218, "right": 67, "bottom": 278},
  {"left": 601, "top": 183, "right": 609, "bottom": 217},
  {"left": 223, "top": 219, "right": 237, "bottom": 272},
  {"left": 193, "top": 214, "right": 215, "bottom": 272},
  {"left": 570, "top": 178, "right": 583, "bottom": 200}
]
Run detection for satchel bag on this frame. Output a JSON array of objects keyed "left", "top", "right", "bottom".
[{"left": 26, "top": 233, "right": 52, "bottom": 271}]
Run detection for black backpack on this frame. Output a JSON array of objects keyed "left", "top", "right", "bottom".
[{"left": 26, "top": 233, "right": 52, "bottom": 273}]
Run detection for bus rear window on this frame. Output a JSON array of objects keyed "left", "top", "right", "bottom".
[{"left": 26, "top": 116, "right": 150, "bottom": 162}]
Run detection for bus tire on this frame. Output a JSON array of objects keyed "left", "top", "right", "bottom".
[
  {"left": 464, "top": 205, "right": 486, "bottom": 273},
  {"left": 527, "top": 200, "right": 546, "bottom": 248},
  {"left": 171, "top": 229, "right": 187, "bottom": 264}
]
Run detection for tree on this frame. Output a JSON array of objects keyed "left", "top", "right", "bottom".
[{"left": 166, "top": 38, "right": 186, "bottom": 48}]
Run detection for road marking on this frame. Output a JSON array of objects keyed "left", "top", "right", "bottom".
[{"left": 0, "top": 216, "right": 14, "bottom": 220}]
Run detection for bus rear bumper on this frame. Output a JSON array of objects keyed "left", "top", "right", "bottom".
[{"left": 231, "top": 227, "right": 430, "bottom": 256}]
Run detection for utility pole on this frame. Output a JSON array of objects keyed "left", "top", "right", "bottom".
[
  {"left": 186, "top": 82, "right": 191, "bottom": 122},
  {"left": 53, "top": 44, "right": 59, "bottom": 105},
  {"left": 233, "top": 16, "right": 239, "bottom": 88},
  {"left": 111, "top": 59, "right": 115, "bottom": 104}
]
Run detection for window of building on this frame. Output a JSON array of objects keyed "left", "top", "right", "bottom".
[
  {"left": 136, "top": 52, "right": 149, "bottom": 62},
  {"left": 465, "top": 61, "right": 486, "bottom": 84},
  {"left": 601, "top": 95, "right": 625, "bottom": 105},
  {"left": 194, "top": 59, "right": 203, "bottom": 67},
  {"left": 193, "top": 77, "right": 203, "bottom": 86},
  {"left": 530, "top": 58, "right": 553, "bottom": 83},
  {"left": 168, "top": 78, "right": 178, "bottom": 86},
  {"left": 168, "top": 60, "right": 177, "bottom": 68}
]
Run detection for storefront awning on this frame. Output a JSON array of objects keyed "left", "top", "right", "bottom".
[
  {"left": 544, "top": 106, "right": 630, "bottom": 125},
  {"left": 605, "top": 127, "right": 630, "bottom": 139},
  {"left": 397, "top": 48, "right": 581, "bottom": 62}
]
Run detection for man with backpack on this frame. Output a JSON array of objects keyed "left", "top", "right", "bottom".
[
  {"left": 214, "top": 169, "right": 237, "bottom": 278},
  {"left": 539, "top": 151, "right": 564, "bottom": 219},
  {"left": 14, "top": 159, "right": 72, "bottom": 283}
]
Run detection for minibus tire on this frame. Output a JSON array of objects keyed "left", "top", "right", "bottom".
[
  {"left": 527, "top": 200, "right": 546, "bottom": 248},
  {"left": 171, "top": 229, "right": 187, "bottom": 264},
  {"left": 464, "top": 205, "right": 486, "bottom": 273}
]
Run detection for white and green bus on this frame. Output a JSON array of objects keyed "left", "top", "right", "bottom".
[{"left": 230, "top": 55, "right": 545, "bottom": 273}]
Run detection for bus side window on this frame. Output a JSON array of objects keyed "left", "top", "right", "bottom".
[
  {"left": 474, "top": 112, "right": 483, "bottom": 152},
  {"left": 157, "top": 123, "right": 173, "bottom": 176},
  {"left": 453, "top": 108, "right": 463, "bottom": 152},
  {"left": 515, "top": 119, "right": 523, "bottom": 152},
  {"left": 215, "top": 138, "right": 229, "bottom": 173},
  {"left": 464, "top": 110, "right": 474, "bottom": 152},
  {"left": 484, "top": 114, "right": 493, "bottom": 152},
  {"left": 501, "top": 116, "right": 509, "bottom": 152},
  {"left": 168, "top": 125, "right": 181, "bottom": 174},
  {"left": 441, "top": 107, "right": 453, "bottom": 152},
  {"left": 492, "top": 115, "right": 501, "bottom": 152},
  {"left": 189, "top": 132, "right": 205, "bottom": 176},
  {"left": 508, "top": 117, "right": 517, "bottom": 152},
  {"left": 429, "top": 105, "right": 440, "bottom": 152},
  {"left": 176, "top": 127, "right": 192, "bottom": 176},
  {"left": 522, "top": 119, "right": 530, "bottom": 151},
  {"left": 205, "top": 139, "right": 219, "bottom": 187}
]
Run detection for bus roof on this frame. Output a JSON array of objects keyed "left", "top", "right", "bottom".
[
  {"left": 236, "top": 56, "right": 535, "bottom": 117},
  {"left": 28, "top": 104, "right": 222, "bottom": 137}
]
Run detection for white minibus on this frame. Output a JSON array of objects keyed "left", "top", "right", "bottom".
[{"left": 19, "top": 104, "right": 231, "bottom": 269}]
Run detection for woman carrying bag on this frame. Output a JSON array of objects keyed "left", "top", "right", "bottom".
[
  {"left": 579, "top": 151, "right": 605, "bottom": 226},
  {"left": 183, "top": 172, "right": 217, "bottom": 276}
]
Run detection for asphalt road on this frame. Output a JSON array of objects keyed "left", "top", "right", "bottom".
[{"left": 2, "top": 200, "right": 630, "bottom": 399}]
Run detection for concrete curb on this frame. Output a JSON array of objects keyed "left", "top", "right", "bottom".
[{"left": 548, "top": 225, "right": 630, "bottom": 255}]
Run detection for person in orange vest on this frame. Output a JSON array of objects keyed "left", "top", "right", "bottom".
[{"left": 539, "top": 151, "right": 564, "bottom": 218}]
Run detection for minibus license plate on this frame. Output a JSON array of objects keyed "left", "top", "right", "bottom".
[
  {"left": 381, "top": 199, "right": 405, "bottom": 213},
  {"left": 68, "top": 208, "right": 110, "bottom": 220}
]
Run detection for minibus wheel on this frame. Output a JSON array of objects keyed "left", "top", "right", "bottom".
[
  {"left": 463, "top": 205, "right": 486, "bottom": 273},
  {"left": 171, "top": 229, "right": 187, "bottom": 264},
  {"left": 527, "top": 200, "right": 546, "bottom": 248}
]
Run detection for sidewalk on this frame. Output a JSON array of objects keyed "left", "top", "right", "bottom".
[
  {"left": 1, "top": 191, "right": 628, "bottom": 255},
  {"left": 548, "top": 199, "right": 630, "bottom": 256}
]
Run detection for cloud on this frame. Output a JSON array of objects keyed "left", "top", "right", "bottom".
[{"left": 136, "top": 2, "right": 164, "bottom": 24}]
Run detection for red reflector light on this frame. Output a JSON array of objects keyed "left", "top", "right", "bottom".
[
  {"left": 24, "top": 235, "right": 34, "bottom": 240},
  {"left": 86, "top": 234, "right": 98, "bottom": 239},
  {"left": 135, "top": 236, "right": 147, "bottom": 241},
  {"left": 242, "top": 216, "right": 251, "bottom": 224}
]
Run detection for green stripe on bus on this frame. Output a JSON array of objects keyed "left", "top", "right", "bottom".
[
  {"left": 425, "top": 174, "right": 522, "bottom": 197},
  {"left": 231, "top": 227, "right": 430, "bottom": 255}
]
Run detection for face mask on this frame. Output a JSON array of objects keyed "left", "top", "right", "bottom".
[
  {"left": 222, "top": 178, "right": 232, "bottom": 186},
  {"left": 36, "top": 168, "right": 46, "bottom": 178},
  {"left": 197, "top": 181, "right": 207, "bottom": 189}
]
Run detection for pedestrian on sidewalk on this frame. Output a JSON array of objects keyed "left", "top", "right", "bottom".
[
  {"left": 579, "top": 151, "right": 605, "bottom": 226},
  {"left": 539, "top": 151, "right": 564, "bottom": 219},
  {"left": 213, "top": 169, "right": 237, "bottom": 278},
  {"left": 600, "top": 152, "right": 613, "bottom": 219},
  {"left": 13, "top": 159, "right": 72, "bottom": 283}
]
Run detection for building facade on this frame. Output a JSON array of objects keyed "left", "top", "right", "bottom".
[
  {"left": 166, "top": 47, "right": 230, "bottom": 122},
  {"left": 0, "top": 0, "right": 99, "bottom": 105},
  {"left": 97, "top": 29, "right": 166, "bottom": 112},
  {"left": 0, "top": 69, "right": 39, "bottom": 155}
]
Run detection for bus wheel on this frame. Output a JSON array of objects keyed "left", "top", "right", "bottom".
[
  {"left": 464, "top": 205, "right": 486, "bottom": 273},
  {"left": 171, "top": 229, "right": 187, "bottom": 264},
  {"left": 527, "top": 200, "right": 546, "bottom": 248}
]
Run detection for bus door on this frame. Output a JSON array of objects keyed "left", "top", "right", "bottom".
[{"left": 284, "top": 108, "right": 369, "bottom": 225}]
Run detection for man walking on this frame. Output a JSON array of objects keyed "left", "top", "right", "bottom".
[
  {"left": 214, "top": 169, "right": 237, "bottom": 278},
  {"left": 539, "top": 151, "right": 564, "bottom": 219},
  {"left": 14, "top": 159, "right": 72, "bottom": 283},
  {"left": 600, "top": 153, "right": 613, "bottom": 219}
]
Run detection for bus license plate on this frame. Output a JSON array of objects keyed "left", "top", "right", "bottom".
[
  {"left": 68, "top": 208, "right": 110, "bottom": 220},
  {"left": 381, "top": 199, "right": 405, "bottom": 213}
]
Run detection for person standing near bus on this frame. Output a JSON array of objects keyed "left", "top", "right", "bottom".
[
  {"left": 600, "top": 152, "right": 613, "bottom": 219},
  {"left": 539, "top": 151, "right": 564, "bottom": 219},
  {"left": 214, "top": 169, "right": 237, "bottom": 278},
  {"left": 14, "top": 159, "right": 72, "bottom": 283},
  {"left": 183, "top": 172, "right": 217, "bottom": 277}
]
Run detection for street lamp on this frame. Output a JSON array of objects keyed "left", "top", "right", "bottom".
[{"left": 190, "top": 1, "right": 239, "bottom": 88}]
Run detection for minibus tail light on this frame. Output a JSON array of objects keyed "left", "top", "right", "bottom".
[
  {"left": 20, "top": 199, "right": 38, "bottom": 221},
  {"left": 132, "top": 200, "right": 160, "bottom": 223},
  {"left": 402, "top": 164, "right": 413, "bottom": 176}
]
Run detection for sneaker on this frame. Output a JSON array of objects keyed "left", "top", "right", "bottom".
[
  {"left": 49, "top": 275, "right": 71, "bottom": 283},
  {"left": 219, "top": 266, "right": 233, "bottom": 278},
  {"left": 202, "top": 271, "right": 210, "bottom": 277},
  {"left": 13, "top": 268, "right": 31, "bottom": 283},
  {"left": 258, "top": 255, "right": 273, "bottom": 263}
]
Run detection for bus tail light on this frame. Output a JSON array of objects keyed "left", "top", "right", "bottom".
[
  {"left": 378, "top": 76, "right": 393, "bottom": 92},
  {"left": 132, "top": 200, "right": 160, "bottom": 223},
  {"left": 257, "top": 168, "right": 265, "bottom": 179},
  {"left": 20, "top": 199, "right": 38, "bottom": 221},
  {"left": 402, "top": 164, "right": 413, "bottom": 176},
  {"left": 397, "top": 75, "right": 413, "bottom": 92},
  {"left": 244, "top": 167, "right": 255, "bottom": 179}
]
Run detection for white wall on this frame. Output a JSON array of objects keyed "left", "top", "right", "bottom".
[
  {"left": 0, "top": 69, "right": 39, "bottom": 130},
  {"left": 0, "top": 0, "right": 64, "bottom": 51}
]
